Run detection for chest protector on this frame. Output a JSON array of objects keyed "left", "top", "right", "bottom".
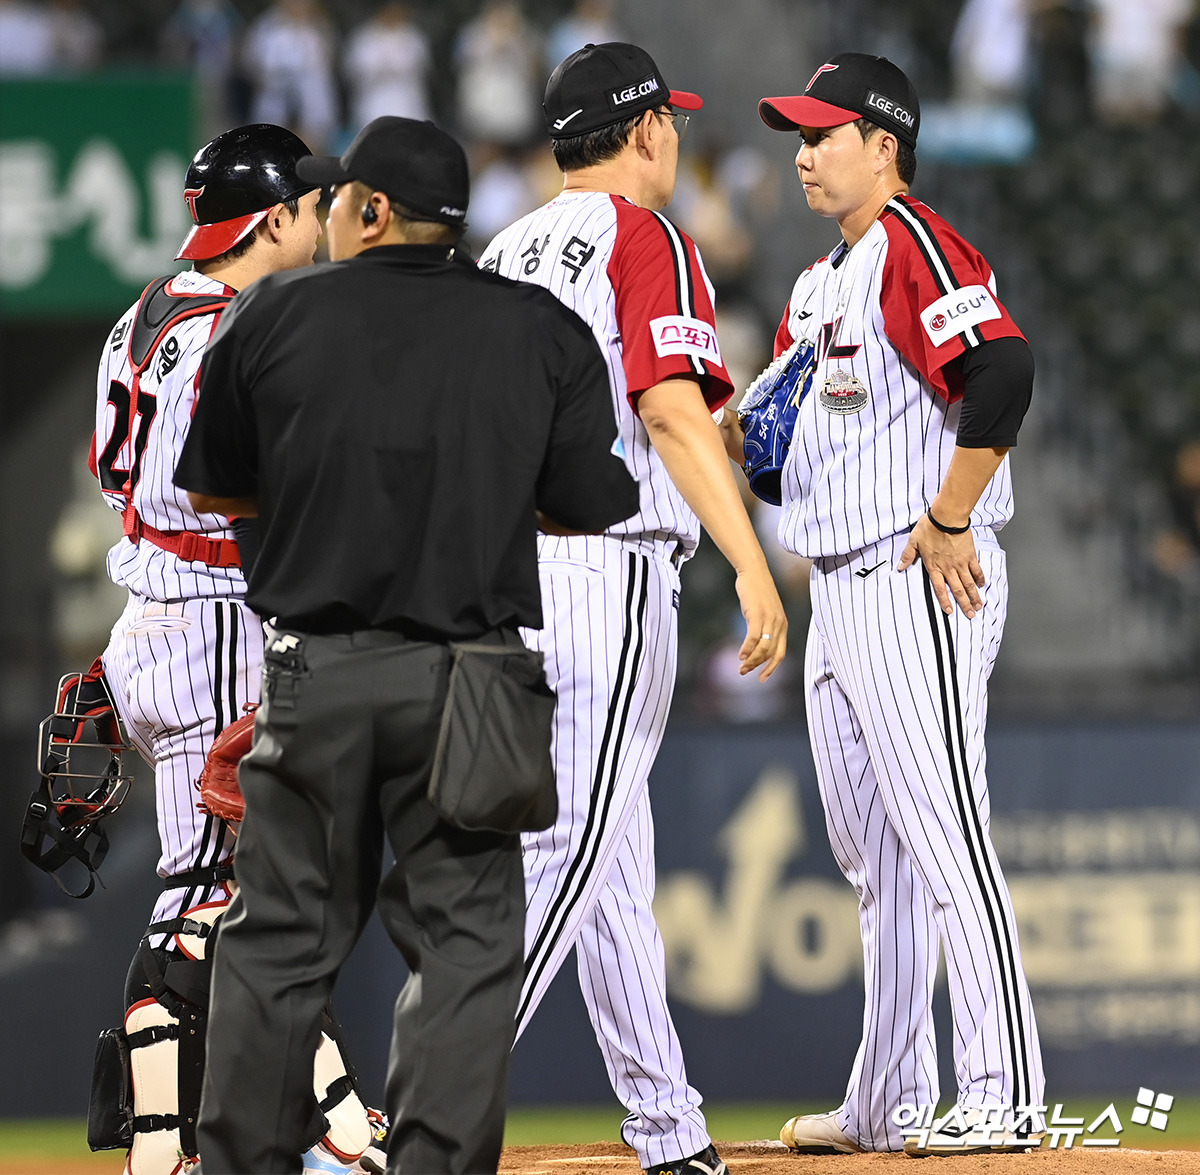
[{"left": 121, "top": 277, "right": 241, "bottom": 569}]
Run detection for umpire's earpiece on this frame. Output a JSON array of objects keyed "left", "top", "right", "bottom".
[{"left": 361, "top": 203, "right": 378, "bottom": 225}]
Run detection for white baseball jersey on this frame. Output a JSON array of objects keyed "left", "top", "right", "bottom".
[
  {"left": 480, "top": 190, "right": 732, "bottom": 556},
  {"left": 481, "top": 193, "right": 731, "bottom": 1169},
  {"left": 774, "top": 195, "right": 1021, "bottom": 559},
  {"left": 92, "top": 271, "right": 263, "bottom": 942},
  {"left": 92, "top": 270, "right": 246, "bottom": 602},
  {"left": 95, "top": 271, "right": 378, "bottom": 1174},
  {"left": 776, "top": 195, "right": 1044, "bottom": 1148}
]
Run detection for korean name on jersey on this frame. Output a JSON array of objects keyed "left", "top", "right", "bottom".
[{"left": 479, "top": 190, "right": 732, "bottom": 557}]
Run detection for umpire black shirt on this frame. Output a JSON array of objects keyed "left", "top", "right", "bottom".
[{"left": 174, "top": 244, "right": 638, "bottom": 637}]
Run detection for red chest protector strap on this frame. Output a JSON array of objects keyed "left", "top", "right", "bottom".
[{"left": 122, "top": 276, "right": 240, "bottom": 569}]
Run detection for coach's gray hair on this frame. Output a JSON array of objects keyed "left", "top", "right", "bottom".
[{"left": 551, "top": 114, "right": 642, "bottom": 173}]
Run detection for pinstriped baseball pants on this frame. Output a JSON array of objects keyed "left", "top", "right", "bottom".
[
  {"left": 805, "top": 529, "right": 1043, "bottom": 1151},
  {"left": 103, "top": 595, "right": 261, "bottom": 944},
  {"left": 518, "top": 534, "right": 711, "bottom": 1169}
]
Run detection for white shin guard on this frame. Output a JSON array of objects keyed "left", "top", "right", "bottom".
[
  {"left": 123, "top": 998, "right": 194, "bottom": 1175},
  {"left": 125, "top": 896, "right": 377, "bottom": 1173},
  {"left": 314, "top": 1031, "right": 373, "bottom": 1162}
]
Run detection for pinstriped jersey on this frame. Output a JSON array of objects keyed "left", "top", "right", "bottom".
[
  {"left": 774, "top": 194, "right": 1023, "bottom": 559},
  {"left": 480, "top": 190, "right": 733, "bottom": 556},
  {"left": 92, "top": 270, "right": 246, "bottom": 602}
]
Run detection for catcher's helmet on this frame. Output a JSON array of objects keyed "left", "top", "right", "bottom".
[{"left": 175, "top": 123, "right": 315, "bottom": 262}]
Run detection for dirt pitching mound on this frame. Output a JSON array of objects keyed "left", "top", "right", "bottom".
[{"left": 500, "top": 1140, "right": 1200, "bottom": 1175}]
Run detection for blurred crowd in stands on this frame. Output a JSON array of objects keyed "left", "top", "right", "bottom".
[
  {"left": 948, "top": 0, "right": 1194, "bottom": 123},
  {"left": 0, "top": 0, "right": 819, "bottom": 721},
  {"left": 9, "top": 0, "right": 1200, "bottom": 709}
]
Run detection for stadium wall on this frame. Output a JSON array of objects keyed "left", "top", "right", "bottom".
[{"left": 2, "top": 721, "right": 1198, "bottom": 1117}]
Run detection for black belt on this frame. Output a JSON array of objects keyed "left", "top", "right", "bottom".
[{"left": 273, "top": 615, "right": 447, "bottom": 642}]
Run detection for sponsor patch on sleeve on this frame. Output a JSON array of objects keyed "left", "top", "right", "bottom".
[
  {"left": 920, "top": 284, "right": 1002, "bottom": 346},
  {"left": 650, "top": 315, "right": 722, "bottom": 364}
]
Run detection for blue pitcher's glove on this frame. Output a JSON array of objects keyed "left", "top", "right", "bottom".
[{"left": 736, "top": 337, "right": 816, "bottom": 506}]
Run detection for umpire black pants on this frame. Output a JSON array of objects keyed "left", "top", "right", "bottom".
[{"left": 196, "top": 627, "right": 526, "bottom": 1175}]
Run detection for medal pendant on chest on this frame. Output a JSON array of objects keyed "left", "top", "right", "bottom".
[
  {"left": 819, "top": 368, "right": 869, "bottom": 414},
  {"left": 817, "top": 239, "right": 871, "bottom": 416}
]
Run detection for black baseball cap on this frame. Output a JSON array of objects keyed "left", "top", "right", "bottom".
[
  {"left": 759, "top": 53, "right": 920, "bottom": 147},
  {"left": 543, "top": 42, "right": 702, "bottom": 139},
  {"left": 296, "top": 117, "right": 469, "bottom": 225}
]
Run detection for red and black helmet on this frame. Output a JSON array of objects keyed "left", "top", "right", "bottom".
[{"left": 175, "top": 123, "right": 316, "bottom": 262}]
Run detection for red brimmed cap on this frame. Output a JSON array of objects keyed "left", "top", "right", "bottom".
[
  {"left": 176, "top": 210, "right": 270, "bottom": 262},
  {"left": 544, "top": 42, "right": 702, "bottom": 139},
  {"left": 759, "top": 53, "right": 919, "bottom": 146}
]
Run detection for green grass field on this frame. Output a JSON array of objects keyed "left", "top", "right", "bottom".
[{"left": 4, "top": 1100, "right": 1198, "bottom": 1160}]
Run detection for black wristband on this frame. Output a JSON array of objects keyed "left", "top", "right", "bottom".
[{"left": 926, "top": 509, "right": 970, "bottom": 535}]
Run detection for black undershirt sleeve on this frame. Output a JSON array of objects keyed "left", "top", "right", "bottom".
[
  {"left": 230, "top": 517, "right": 261, "bottom": 579},
  {"left": 953, "top": 335, "right": 1035, "bottom": 448}
]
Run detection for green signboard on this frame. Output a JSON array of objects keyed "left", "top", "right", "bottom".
[{"left": 0, "top": 72, "right": 195, "bottom": 319}]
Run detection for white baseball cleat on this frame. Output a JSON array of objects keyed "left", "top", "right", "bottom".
[
  {"left": 780, "top": 1110, "right": 864, "bottom": 1154},
  {"left": 355, "top": 1142, "right": 387, "bottom": 1174},
  {"left": 902, "top": 1106, "right": 1044, "bottom": 1156}
]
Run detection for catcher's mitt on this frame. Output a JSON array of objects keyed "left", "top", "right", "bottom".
[
  {"left": 196, "top": 705, "right": 258, "bottom": 823},
  {"left": 737, "top": 336, "right": 816, "bottom": 505}
]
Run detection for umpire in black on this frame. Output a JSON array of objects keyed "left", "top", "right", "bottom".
[{"left": 174, "top": 116, "right": 638, "bottom": 1174}]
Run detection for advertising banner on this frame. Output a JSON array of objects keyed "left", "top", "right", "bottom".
[
  {"left": 2, "top": 722, "right": 1198, "bottom": 1116},
  {"left": 637, "top": 723, "right": 1200, "bottom": 1103},
  {"left": 0, "top": 74, "right": 192, "bottom": 318}
]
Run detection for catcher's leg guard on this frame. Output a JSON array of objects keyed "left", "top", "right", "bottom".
[
  {"left": 123, "top": 996, "right": 197, "bottom": 1175},
  {"left": 122, "top": 896, "right": 379, "bottom": 1170},
  {"left": 120, "top": 899, "right": 226, "bottom": 1175},
  {"left": 314, "top": 1008, "right": 374, "bottom": 1163}
]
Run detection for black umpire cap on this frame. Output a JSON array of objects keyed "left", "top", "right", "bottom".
[{"left": 297, "top": 117, "right": 469, "bottom": 226}]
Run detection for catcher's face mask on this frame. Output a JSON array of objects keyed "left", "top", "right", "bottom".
[{"left": 21, "top": 661, "right": 133, "bottom": 899}]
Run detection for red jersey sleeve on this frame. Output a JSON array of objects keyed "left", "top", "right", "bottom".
[
  {"left": 773, "top": 304, "right": 794, "bottom": 360},
  {"left": 880, "top": 196, "right": 1025, "bottom": 402},
  {"left": 607, "top": 198, "right": 733, "bottom": 412}
]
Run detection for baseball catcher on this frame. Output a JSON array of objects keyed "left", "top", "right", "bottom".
[{"left": 66, "top": 121, "right": 386, "bottom": 1175}]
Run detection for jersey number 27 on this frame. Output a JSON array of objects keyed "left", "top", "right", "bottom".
[{"left": 97, "top": 381, "right": 157, "bottom": 495}]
